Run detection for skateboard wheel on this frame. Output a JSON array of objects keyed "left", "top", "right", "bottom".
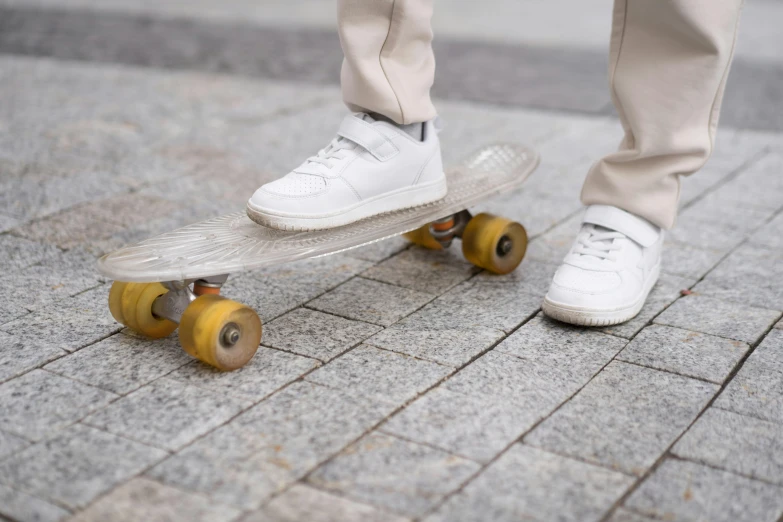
[
  {"left": 461, "top": 213, "right": 527, "bottom": 275},
  {"left": 179, "top": 295, "right": 262, "bottom": 371},
  {"left": 119, "top": 282, "right": 178, "bottom": 338},
  {"left": 403, "top": 224, "right": 443, "bottom": 250},
  {"left": 108, "top": 281, "right": 130, "bottom": 325}
]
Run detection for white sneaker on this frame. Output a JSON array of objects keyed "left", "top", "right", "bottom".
[
  {"left": 542, "top": 205, "right": 663, "bottom": 326},
  {"left": 246, "top": 112, "right": 447, "bottom": 231}
]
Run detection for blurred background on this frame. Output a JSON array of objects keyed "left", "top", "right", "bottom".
[{"left": 1, "top": 0, "right": 782, "bottom": 130}]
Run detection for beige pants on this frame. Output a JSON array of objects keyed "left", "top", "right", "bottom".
[{"left": 338, "top": 0, "right": 744, "bottom": 229}]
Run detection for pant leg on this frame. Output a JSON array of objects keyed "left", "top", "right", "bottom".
[
  {"left": 338, "top": 0, "right": 437, "bottom": 125},
  {"left": 581, "top": 0, "right": 744, "bottom": 229}
]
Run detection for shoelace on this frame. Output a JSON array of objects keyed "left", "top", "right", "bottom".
[
  {"left": 305, "top": 138, "right": 356, "bottom": 169},
  {"left": 574, "top": 227, "right": 624, "bottom": 261}
]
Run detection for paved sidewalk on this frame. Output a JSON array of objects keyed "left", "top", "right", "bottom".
[{"left": 1, "top": 2, "right": 783, "bottom": 521}]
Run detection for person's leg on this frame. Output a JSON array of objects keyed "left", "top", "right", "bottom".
[
  {"left": 247, "top": 0, "right": 444, "bottom": 231},
  {"left": 339, "top": 0, "right": 437, "bottom": 125},
  {"left": 582, "top": 0, "right": 744, "bottom": 229},
  {"left": 543, "top": 0, "right": 744, "bottom": 326}
]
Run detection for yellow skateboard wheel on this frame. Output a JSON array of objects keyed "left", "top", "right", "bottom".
[
  {"left": 403, "top": 224, "right": 443, "bottom": 250},
  {"left": 179, "top": 294, "right": 262, "bottom": 371},
  {"left": 108, "top": 281, "right": 130, "bottom": 325},
  {"left": 461, "top": 213, "right": 527, "bottom": 275},
  {"left": 117, "top": 282, "right": 178, "bottom": 338}
]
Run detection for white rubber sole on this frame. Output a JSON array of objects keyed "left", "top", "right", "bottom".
[
  {"left": 246, "top": 177, "right": 448, "bottom": 231},
  {"left": 542, "top": 263, "right": 661, "bottom": 327}
]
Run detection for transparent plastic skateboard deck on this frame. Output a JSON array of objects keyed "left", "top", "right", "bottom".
[
  {"left": 99, "top": 143, "right": 538, "bottom": 371},
  {"left": 98, "top": 143, "right": 539, "bottom": 283}
]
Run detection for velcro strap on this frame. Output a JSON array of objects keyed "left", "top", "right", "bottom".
[
  {"left": 583, "top": 205, "right": 660, "bottom": 247},
  {"left": 337, "top": 114, "right": 399, "bottom": 161}
]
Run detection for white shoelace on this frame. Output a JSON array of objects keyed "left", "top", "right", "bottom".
[
  {"left": 574, "top": 226, "right": 624, "bottom": 261},
  {"left": 305, "top": 138, "right": 356, "bottom": 169}
]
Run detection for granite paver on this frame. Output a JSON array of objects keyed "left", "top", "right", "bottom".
[
  {"left": 261, "top": 308, "right": 382, "bottom": 362},
  {"left": 618, "top": 324, "right": 750, "bottom": 384},
  {"left": 407, "top": 280, "right": 542, "bottom": 334},
  {"left": 362, "top": 247, "right": 479, "bottom": 295},
  {"left": 307, "top": 277, "right": 434, "bottom": 327},
  {"left": 0, "top": 331, "right": 66, "bottom": 384},
  {"left": 0, "top": 423, "right": 167, "bottom": 510},
  {"left": 243, "top": 483, "right": 409, "bottom": 522},
  {"left": 0, "top": 483, "right": 70, "bottom": 522},
  {"left": 168, "top": 347, "right": 319, "bottom": 403},
  {"left": 526, "top": 361, "right": 718, "bottom": 476},
  {"left": 68, "top": 477, "right": 241, "bottom": 522},
  {"left": 0, "top": 234, "right": 60, "bottom": 273},
  {"left": 381, "top": 386, "right": 545, "bottom": 463},
  {"left": 673, "top": 407, "right": 783, "bottom": 485},
  {"left": 426, "top": 444, "right": 633, "bottom": 522},
  {"left": 83, "top": 377, "right": 251, "bottom": 451},
  {"left": 44, "top": 331, "right": 191, "bottom": 394},
  {"left": 148, "top": 381, "right": 394, "bottom": 510},
  {"left": 305, "top": 345, "right": 452, "bottom": 407},
  {"left": 694, "top": 244, "right": 783, "bottom": 311},
  {"left": 715, "top": 329, "right": 783, "bottom": 424},
  {"left": 0, "top": 369, "right": 117, "bottom": 442},
  {"left": 0, "top": 430, "right": 29, "bottom": 461},
  {"left": 625, "top": 459, "right": 783, "bottom": 522},
  {"left": 0, "top": 286, "right": 122, "bottom": 353},
  {"left": 309, "top": 432, "right": 480, "bottom": 518},
  {"left": 655, "top": 294, "right": 781, "bottom": 345}
]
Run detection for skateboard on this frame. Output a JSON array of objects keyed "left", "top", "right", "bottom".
[{"left": 98, "top": 143, "right": 539, "bottom": 371}]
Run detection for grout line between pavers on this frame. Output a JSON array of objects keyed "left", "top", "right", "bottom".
[
  {"left": 598, "top": 313, "right": 783, "bottom": 521},
  {"left": 665, "top": 452, "right": 783, "bottom": 490}
]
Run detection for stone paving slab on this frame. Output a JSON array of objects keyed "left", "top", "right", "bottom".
[
  {"left": 381, "top": 386, "right": 544, "bottom": 464},
  {"left": 168, "top": 348, "right": 319, "bottom": 403},
  {"left": 362, "top": 247, "right": 479, "bottom": 296},
  {"left": 0, "top": 369, "right": 117, "bottom": 442},
  {"left": 44, "top": 331, "right": 191, "bottom": 394},
  {"left": 69, "top": 477, "right": 240, "bottom": 522},
  {"left": 412, "top": 280, "right": 543, "bottom": 334},
  {"left": 243, "top": 484, "right": 409, "bottom": 522},
  {"left": 0, "top": 234, "right": 60, "bottom": 273},
  {"left": 0, "top": 423, "right": 167, "bottom": 510},
  {"left": 0, "top": 331, "right": 66, "bottom": 384},
  {"left": 617, "top": 324, "right": 750, "bottom": 384},
  {"left": 624, "top": 459, "right": 783, "bottom": 522},
  {"left": 308, "top": 278, "right": 434, "bottom": 328},
  {"left": 309, "top": 432, "right": 480, "bottom": 518},
  {"left": 526, "top": 361, "right": 718, "bottom": 476},
  {"left": 694, "top": 244, "right": 783, "bottom": 311},
  {"left": 0, "top": 430, "right": 29, "bottom": 461},
  {"left": 305, "top": 345, "right": 452, "bottom": 407},
  {"left": 426, "top": 444, "right": 633, "bottom": 522},
  {"left": 148, "top": 381, "right": 394, "bottom": 510},
  {"left": 83, "top": 376, "right": 251, "bottom": 452},
  {"left": 655, "top": 294, "right": 781, "bottom": 345},
  {"left": 261, "top": 308, "right": 381, "bottom": 363},
  {"left": 673, "top": 407, "right": 783, "bottom": 486},
  {"left": 715, "top": 329, "right": 783, "bottom": 424},
  {"left": 0, "top": 483, "right": 70, "bottom": 522},
  {"left": 0, "top": 285, "right": 122, "bottom": 353},
  {"left": 365, "top": 321, "right": 504, "bottom": 368}
]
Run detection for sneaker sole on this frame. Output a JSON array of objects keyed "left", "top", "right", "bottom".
[
  {"left": 246, "top": 177, "right": 448, "bottom": 232},
  {"left": 542, "top": 263, "right": 661, "bottom": 327}
]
